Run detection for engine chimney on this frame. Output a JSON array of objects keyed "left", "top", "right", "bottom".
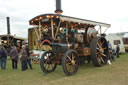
[
  {"left": 7, "top": 17, "right": 11, "bottom": 35},
  {"left": 55, "top": 0, "right": 63, "bottom": 14}
]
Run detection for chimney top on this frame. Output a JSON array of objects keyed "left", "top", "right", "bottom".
[
  {"left": 7, "top": 17, "right": 11, "bottom": 35},
  {"left": 55, "top": 0, "right": 63, "bottom": 14}
]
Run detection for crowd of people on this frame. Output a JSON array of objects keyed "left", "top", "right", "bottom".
[{"left": 0, "top": 44, "right": 32, "bottom": 71}]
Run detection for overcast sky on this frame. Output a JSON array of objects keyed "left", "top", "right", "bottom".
[{"left": 0, "top": 0, "right": 128, "bottom": 38}]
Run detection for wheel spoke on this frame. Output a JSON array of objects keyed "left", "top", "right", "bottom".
[
  {"left": 101, "top": 53, "right": 106, "bottom": 57},
  {"left": 47, "top": 64, "right": 50, "bottom": 70},
  {"left": 67, "top": 55, "right": 72, "bottom": 61},
  {"left": 70, "top": 65, "right": 73, "bottom": 72},
  {"left": 45, "top": 63, "right": 48, "bottom": 67},
  {"left": 72, "top": 53, "right": 75, "bottom": 60},
  {"left": 44, "top": 63, "right": 47, "bottom": 67},
  {"left": 49, "top": 64, "right": 53, "bottom": 70},
  {"left": 43, "top": 63, "right": 47, "bottom": 68},
  {"left": 97, "top": 57, "right": 101, "bottom": 64},
  {"left": 100, "top": 57, "right": 105, "bottom": 63},
  {"left": 66, "top": 63, "right": 71, "bottom": 66},
  {"left": 96, "top": 52, "right": 100, "bottom": 55},
  {"left": 50, "top": 64, "right": 53, "bottom": 70},
  {"left": 103, "top": 47, "right": 107, "bottom": 50},
  {"left": 97, "top": 47, "right": 100, "bottom": 51},
  {"left": 99, "top": 40, "right": 102, "bottom": 46},
  {"left": 101, "top": 41, "right": 104, "bottom": 46},
  {"left": 97, "top": 43, "right": 100, "bottom": 48},
  {"left": 97, "top": 42, "right": 102, "bottom": 49},
  {"left": 51, "top": 64, "right": 54, "bottom": 70}
]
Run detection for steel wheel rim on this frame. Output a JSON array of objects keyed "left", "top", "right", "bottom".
[
  {"left": 65, "top": 52, "right": 78, "bottom": 73},
  {"left": 42, "top": 52, "right": 56, "bottom": 71},
  {"left": 96, "top": 39, "right": 108, "bottom": 64}
]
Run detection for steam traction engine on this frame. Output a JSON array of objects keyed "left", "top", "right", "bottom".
[{"left": 29, "top": 13, "right": 111, "bottom": 76}]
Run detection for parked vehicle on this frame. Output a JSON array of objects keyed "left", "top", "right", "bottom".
[
  {"left": 0, "top": 17, "right": 25, "bottom": 53},
  {"left": 0, "top": 34, "right": 25, "bottom": 54},
  {"left": 122, "top": 33, "right": 128, "bottom": 51},
  {"left": 105, "top": 34, "right": 125, "bottom": 53},
  {"left": 28, "top": 0, "right": 111, "bottom": 76},
  {"left": 29, "top": 13, "right": 111, "bottom": 76}
]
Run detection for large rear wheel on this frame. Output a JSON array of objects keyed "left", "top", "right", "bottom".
[
  {"left": 40, "top": 51, "right": 57, "bottom": 73},
  {"left": 62, "top": 50, "right": 79, "bottom": 76},
  {"left": 90, "top": 37, "right": 109, "bottom": 67}
]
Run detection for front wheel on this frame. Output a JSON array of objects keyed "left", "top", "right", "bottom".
[
  {"left": 62, "top": 50, "right": 79, "bottom": 76},
  {"left": 40, "top": 51, "right": 57, "bottom": 73}
]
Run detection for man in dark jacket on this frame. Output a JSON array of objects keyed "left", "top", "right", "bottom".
[
  {"left": 9, "top": 46, "right": 18, "bottom": 69},
  {"left": 26, "top": 45, "right": 32, "bottom": 69},
  {"left": 0, "top": 46, "right": 7, "bottom": 69},
  {"left": 116, "top": 44, "right": 120, "bottom": 58}
]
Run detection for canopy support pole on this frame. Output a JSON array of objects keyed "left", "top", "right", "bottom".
[
  {"left": 33, "top": 25, "right": 40, "bottom": 49},
  {"left": 39, "top": 20, "right": 42, "bottom": 40},
  {"left": 55, "top": 20, "right": 61, "bottom": 39},
  {"left": 100, "top": 26, "right": 101, "bottom": 34},
  {"left": 66, "top": 22, "right": 68, "bottom": 42},
  {"left": 7, "top": 37, "right": 9, "bottom": 46},
  {"left": 51, "top": 18, "right": 54, "bottom": 39},
  {"left": 103, "top": 27, "right": 108, "bottom": 33}
]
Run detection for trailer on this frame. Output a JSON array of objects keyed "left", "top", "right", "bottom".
[
  {"left": 106, "top": 34, "right": 125, "bottom": 53},
  {"left": 122, "top": 33, "right": 128, "bottom": 51}
]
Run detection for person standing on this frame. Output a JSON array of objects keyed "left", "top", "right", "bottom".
[
  {"left": 0, "top": 46, "right": 7, "bottom": 69},
  {"left": 108, "top": 41, "right": 112, "bottom": 50},
  {"left": 9, "top": 46, "right": 18, "bottom": 69},
  {"left": 20, "top": 45, "right": 28, "bottom": 71},
  {"left": 116, "top": 43, "right": 120, "bottom": 58},
  {"left": 108, "top": 41, "right": 115, "bottom": 61},
  {"left": 26, "top": 45, "right": 32, "bottom": 69}
]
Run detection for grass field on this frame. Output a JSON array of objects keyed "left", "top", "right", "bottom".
[{"left": 0, "top": 53, "right": 128, "bottom": 85}]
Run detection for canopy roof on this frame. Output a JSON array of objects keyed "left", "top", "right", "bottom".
[
  {"left": 0, "top": 34, "right": 13, "bottom": 38},
  {"left": 0, "top": 34, "right": 25, "bottom": 40},
  {"left": 123, "top": 33, "right": 128, "bottom": 38},
  {"left": 29, "top": 13, "right": 111, "bottom": 28}
]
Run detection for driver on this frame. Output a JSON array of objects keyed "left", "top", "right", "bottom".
[
  {"left": 57, "top": 27, "right": 66, "bottom": 42},
  {"left": 42, "top": 28, "right": 52, "bottom": 41}
]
